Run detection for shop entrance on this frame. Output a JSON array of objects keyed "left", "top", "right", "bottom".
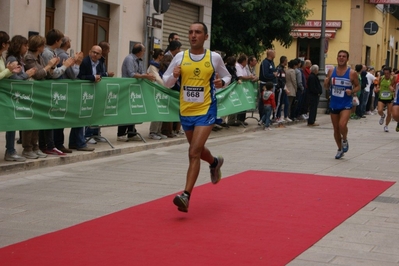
[{"left": 297, "top": 38, "right": 321, "bottom": 65}]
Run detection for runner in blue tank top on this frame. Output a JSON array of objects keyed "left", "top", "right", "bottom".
[{"left": 324, "top": 50, "right": 360, "bottom": 159}]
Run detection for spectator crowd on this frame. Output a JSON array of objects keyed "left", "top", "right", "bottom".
[{"left": 1, "top": 29, "right": 396, "bottom": 164}]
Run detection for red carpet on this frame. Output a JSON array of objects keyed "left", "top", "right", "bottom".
[{"left": 0, "top": 171, "right": 394, "bottom": 266}]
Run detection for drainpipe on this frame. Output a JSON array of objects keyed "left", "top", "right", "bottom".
[{"left": 143, "top": 0, "right": 151, "bottom": 70}]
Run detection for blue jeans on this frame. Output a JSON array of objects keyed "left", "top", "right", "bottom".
[
  {"left": 360, "top": 90, "right": 370, "bottom": 116},
  {"left": 261, "top": 105, "right": 273, "bottom": 127},
  {"left": 283, "top": 92, "right": 289, "bottom": 118},
  {"left": 85, "top": 127, "right": 99, "bottom": 138},
  {"left": 294, "top": 90, "right": 305, "bottom": 118},
  {"left": 356, "top": 90, "right": 370, "bottom": 117},
  {"left": 69, "top": 127, "right": 87, "bottom": 148},
  {"left": 5, "top": 131, "right": 16, "bottom": 154}
]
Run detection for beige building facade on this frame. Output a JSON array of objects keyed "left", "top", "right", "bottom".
[
  {"left": 273, "top": 0, "right": 399, "bottom": 71},
  {"left": 0, "top": 0, "right": 212, "bottom": 76}
]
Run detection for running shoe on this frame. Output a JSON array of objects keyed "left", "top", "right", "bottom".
[
  {"left": 379, "top": 113, "right": 386, "bottom": 125},
  {"left": 384, "top": 126, "right": 389, "bottom": 132},
  {"left": 285, "top": 117, "right": 293, "bottom": 122},
  {"left": 173, "top": 193, "right": 189, "bottom": 212},
  {"left": 342, "top": 140, "right": 349, "bottom": 153},
  {"left": 210, "top": 156, "right": 224, "bottom": 184},
  {"left": 335, "top": 149, "right": 344, "bottom": 159}
]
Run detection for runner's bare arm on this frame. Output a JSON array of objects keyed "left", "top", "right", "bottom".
[
  {"left": 324, "top": 69, "right": 333, "bottom": 90},
  {"left": 350, "top": 69, "right": 360, "bottom": 95},
  {"left": 390, "top": 74, "right": 396, "bottom": 92}
]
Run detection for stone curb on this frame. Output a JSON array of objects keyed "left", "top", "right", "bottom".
[{"left": 0, "top": 116, "right": 309, "bottom": 175}]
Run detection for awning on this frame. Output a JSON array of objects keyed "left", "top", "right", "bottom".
[{"left": 290, "top": 29, "right": 337, "bottom": 39}]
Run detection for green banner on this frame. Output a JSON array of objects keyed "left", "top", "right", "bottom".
[{"left": 0, "top": 78, "right": 257, "bottom": 131}]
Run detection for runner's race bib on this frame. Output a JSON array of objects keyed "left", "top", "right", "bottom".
[
  {"left": 331, "top": 86, "right": 345, "bottom": 98},
  {"left": 183, "top": 86, "right": 204, "bottom": 103},
  {"left": 380, "top": 91, "right": 391, "bottom": 99}
]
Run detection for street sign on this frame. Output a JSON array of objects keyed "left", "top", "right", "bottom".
[
  {"left": 364, "top": 21, "right": 378, "bottom": 35},
  {"left": 153, "top": 0, "right": 171, "bottom": 14},
  {"left": 147, "top": 16, "right": 162, "bottom": 29}
]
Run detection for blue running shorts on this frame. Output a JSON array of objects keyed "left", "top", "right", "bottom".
[{"left": 180, "top": 113, "right": 216, "bottom": 131}]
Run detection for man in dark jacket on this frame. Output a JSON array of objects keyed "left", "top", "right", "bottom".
[
  {"left": 78, "top": 45, "right": 107, "bottom": 82},
  {"left": 69, "top": 45, "right": 107, "bottom": 151},
  {"left": 307, "top": 65, "right": 323, "bottom": 126},
  {"left": 258, "top": 50, "right": 276, "bottom": 119}
]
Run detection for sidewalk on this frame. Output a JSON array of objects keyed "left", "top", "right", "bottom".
[{"left": 0, "top": 113, "right": 277, "bottom": 175}]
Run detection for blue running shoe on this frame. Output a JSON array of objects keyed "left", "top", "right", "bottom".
[
  {"left": 335, "top": 150, "right": 344, "bottom": 159},
  {"left": 342, "top": 140, "right": 349, "bottom": 153}
]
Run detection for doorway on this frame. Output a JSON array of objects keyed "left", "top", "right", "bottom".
[
  {"left": 297, "top": 38, "right": 321, "bottom": 65},
  {"left": 81, "top": 1, "right": 110, "bottom": 55},
  {"left": 45, "top": 0, "right": 55, "bottom": 34}
]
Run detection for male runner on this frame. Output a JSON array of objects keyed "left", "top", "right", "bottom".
[
  {"left": 324, "top": 50, "right": 360, "bottom": 159},
  {"left": 163, "top": 22, "right": 231, "bottom": 212}
]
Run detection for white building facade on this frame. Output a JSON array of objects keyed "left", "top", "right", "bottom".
[{"left": 0, "top": 0, "right": 213, "bottom": 76}]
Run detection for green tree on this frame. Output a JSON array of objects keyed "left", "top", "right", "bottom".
[{"left": 211, "top": 0, "right": 312, "bottom": 58}]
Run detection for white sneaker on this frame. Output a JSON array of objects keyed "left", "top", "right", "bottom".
[
  {"left": 22, "top": 150, "right": 39, "bottom": 159},
  {"left": 156, "top": 133, "right": 168, "bottom": 139},
  {"left": 149, "top": 133, "right": 162, "bottom": 140},
  {"left": 384, "top": 126, "right": 389, "bottom": 132},
  {"left": 379, "top": 113, "right": 386, "bottom": 125},
  {"left": 117, "top": 136, "right": 128, "bottom": 142},
  {"left": 4, "top": 151, "right": 26, "bottom": 162},
  {"left": 93, "top": 136, "right": 107, "bottom": 142},
  {"left": 86, "top": 138, "right": 97, "bottom": 144},
  {"left": 264, "top": 127, "right": 272, "bottom": 131},
  {"left": 285, "top": 117, "right": 293, "bottom": 122},
  {"left": 365, "top": 111, "right": 372, "bottom": 115},
  {"left": 277, "top": 118, "right": 285, "bottom": 123}
]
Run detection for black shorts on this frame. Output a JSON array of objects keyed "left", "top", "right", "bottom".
[
  {"left": 378, "top": 99, "right": 393, "bottom": 105},
  {"left": 330, "top": 107, "right": 351, "bottom": 115}
]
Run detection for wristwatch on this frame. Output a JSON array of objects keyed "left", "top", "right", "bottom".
[{"left": 221, "top": 79, "right": 225, "bottom": 86}]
